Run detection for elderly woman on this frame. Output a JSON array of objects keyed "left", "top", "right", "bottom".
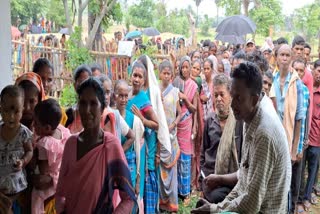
[
  {"left": 199, "top": 74, "right": 243, "bottom": 204},
  {"left": 55, "top": 78, "right": 136, "bottom": 213}
]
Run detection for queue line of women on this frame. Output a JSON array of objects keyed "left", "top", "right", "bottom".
[{"left": 0, "top": 52, "right": 218, "bottom": 213}]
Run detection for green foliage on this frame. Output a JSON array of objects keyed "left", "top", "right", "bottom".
[
  {"left": 128, "top": 0, "right": 156, "bottom": 28},
  {"left": 65, "top": 26, "right": 93, "bottom": 71},
  {"left": 292, "top": 2, "right": 320, "bottom": 40},
  {"left": 89, "top": 0, "right": 123, "bottom": 29},
  {"left": 132, "top": 36, "right": 158, "bottom": 61},
  {"left": 59, "top": 84, "right": 77, "bottom": 108},
  {"left": 200, "top": 15, "right": 212, "bottom": 36},
  {"left": 155, "top": 8, "right": 190, "bottom": 37},
  {"left": 11, "top": 0, "right": 46, "bottom": 25},
  {"left": 46, "top": 0, "right": 66, "bottom": 29},
  {"left": 217, "top": 0, "right": 241, "bottom": 16},
  {"left": 177, "top": 196, "right": 199, "bottom": 214},
  {"left": 217, "top": 0, "right": 283, "bottom": 37},
  {"left": 249, "top": 0, "right": 283, "bottom": 37}
]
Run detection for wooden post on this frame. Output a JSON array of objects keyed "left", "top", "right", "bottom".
[{"left": 25, "top": 39, "right": 29, "bottom": 72}]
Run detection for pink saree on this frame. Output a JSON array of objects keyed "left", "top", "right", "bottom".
[
  {"left": 177, "top": 78, "right": 198, "bottom": 155},
  {"left": 55, "top": 132, "right": 135, "bottom": 214}
]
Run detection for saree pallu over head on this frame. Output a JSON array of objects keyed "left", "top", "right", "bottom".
[
  {"left": 15, "top": 72, "right": 46, "bottom": 101},
  {"left": 144, "top": 56, "right": 172, "bottom": 163},
  {"left": 55, "top": 132, "right": 136, "bottom": 214}
]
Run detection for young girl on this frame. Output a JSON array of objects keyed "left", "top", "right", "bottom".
[
  {"left": 32, "top": 98, "right": 71, "bottom": 214},
  {"left": 158, "top": 60, "right": 182, "bottom": 212},
  {"left": 0, "top": 85, "right": 33, "bottom": 211}
]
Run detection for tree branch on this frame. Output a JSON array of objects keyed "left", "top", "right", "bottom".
[
  {"left": 86, "top": 0, "right": 117, "bottom": 49},
  {"left": 79, "top": 0, "right": 90, "bottom": 15},
  {"left": 62, "top": 0, "right": 73, "bottom": 34}
]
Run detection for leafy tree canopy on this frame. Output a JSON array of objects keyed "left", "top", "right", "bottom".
[{"left": 292, "top": 2, "right": 320, "bottom": 40}]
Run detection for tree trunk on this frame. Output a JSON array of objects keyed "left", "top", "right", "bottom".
[
  {"left": 78, "top": 0, "right": 90, "bottom": 27},
  {"left": 88, "top": 3, "right": 102, "bottom": 51},
  {"left": 188, "top": 13, "right": 197, "bottom": 48},
  {"left": 216, "top": 6, "right": 219, "bottom": 26},
  {"left": 63, "top": 0, "right": 73, "bottom": 34},
  {"left": 196, "top": 6, "right": 199, "bottom": 27},
  {"left": 86, "top": 0, "right": 116, "bottom": 50},
  {"left": 243, "top": 0, "right": 250, "bottom": 16}
]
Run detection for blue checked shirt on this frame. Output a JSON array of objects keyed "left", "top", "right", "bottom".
[{"left": 297, "top": 84, "right": 309, "bottom": 154}]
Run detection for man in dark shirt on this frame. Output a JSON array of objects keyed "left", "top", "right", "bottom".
[{"left": 199, "top": 74, "right": 243, "bottom": 204}]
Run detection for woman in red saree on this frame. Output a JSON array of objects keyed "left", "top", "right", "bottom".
[{"left": 55, "top": 78, "right": 136, "bottom": 213}]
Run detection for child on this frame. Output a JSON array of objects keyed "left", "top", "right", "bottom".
[
  {"left": 0, "top": 85, "right": 33, "bottom": 199},
  {"left": 32, "top": 58, "right": 68, "bottom": 126},
  {"left": 31, "top": 99, "right": 71, "bottom": 214},
  {"left": 158, "top": 60, "right": 182, "bottom": 212},
  {"left": 15, "top": 72, "right": 46, "bottom": 131}
]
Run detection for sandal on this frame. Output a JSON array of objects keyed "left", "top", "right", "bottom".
[
  {"left": 311, "top": 193, "right": 319, "bottom": 205},
  {"left": 303, "top": 200, "right": 311, "bottom": 211},
  {"left": 296, "top": 204, "right": 306, "bottom": 214},
  {"left": 183, "top": 196, "right": 191, "bottom": 206},
  {"left": 313, "top": 185, "right": 320, "bottom": 197}
]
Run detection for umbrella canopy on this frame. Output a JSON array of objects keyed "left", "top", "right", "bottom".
[
  {"left": 216, "top": 15, "right": 256, "bottom": 36},
  {"left": 215, "top": 34, "right": 245, "bottom": 45},
  {"left": 125, "top": 30, "right": 142, "bottom": 39},
  {"left": 143, "top": 27, "right": 160, "bottom": 37},
  {"left": 11, "top": 26, "right": 21, "bottom": 39},
  {"left": 59, "top": 27, "right": 71, "bottom": 35}
]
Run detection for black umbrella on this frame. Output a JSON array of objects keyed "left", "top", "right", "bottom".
[
  {"left": 215, "top": 33, "right": 245, "bottom": 44},
  {"left": 216, "top": 15, "right": 256, "bottom": 36},
  {"left": 143, "top": 27, "right": 160, "bottom": 37}
]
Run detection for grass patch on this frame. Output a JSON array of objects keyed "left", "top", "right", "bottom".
[{"left": 177, "top": 195, "right": 199, "bottom": 214}]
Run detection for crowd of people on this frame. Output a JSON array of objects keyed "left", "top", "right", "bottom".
[{"left": 0, "top": 33, "right": 320, "bottom": 214}]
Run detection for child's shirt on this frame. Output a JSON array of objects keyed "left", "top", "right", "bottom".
[
  {"left": 36, "top": 125, "right": 71, "bottom": 189},
  {"left": 0, "top": 124, "right": 33, "bottom": 194}
]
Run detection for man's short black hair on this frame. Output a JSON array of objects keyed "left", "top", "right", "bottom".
[
  {"left": 246, "top": 51, "right": 269, "bottom": 73},
  {"left": 304, "top": 43, "right": 312, "bottom": 51},
  {"left": 292, "top": 35, "right": 305, "bottom": 48},
  {"left": 232, "top": 62, "right": 262, "bottom": 96},
  {"left": 314, "top": 59, "right": 320, "bottom": 69},
  {"left": 233, "top": 51, "right": 246, "bottom": 60},
  {"left": 264, "top": 70, "right": 274, "bottom": 82},
  {"left": 276, "top": 37, "right": 288, "bottom": 45}
]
